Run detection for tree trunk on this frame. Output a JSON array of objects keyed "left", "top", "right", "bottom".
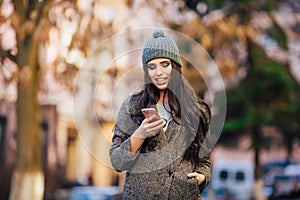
[
  {"left": 9, "top": 31, "right": 44, "bottom": 200},
  {"left": 10, "top": 170, "right": 44, "bottom": 200},
  {"left": 252, "top": 126, "right": 266, "bottom": 200}
]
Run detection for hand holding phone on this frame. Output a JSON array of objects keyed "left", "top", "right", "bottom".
[
  {"left": 141, "top": 108, "right": 160, "bottom": 122},
  {"left": 134, "top": 108, "right": 165, "bottom": 138}
]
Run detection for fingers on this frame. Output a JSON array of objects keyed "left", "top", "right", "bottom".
[
  {"left": 148, "top": 117, "right": 165, "bottom": 126},
  {"left": 143, "top": 115, "right": 165, "bottom": 127},
  {"left": 187, "top": 172, "right": 198, "bottom": 178},
  {"left": 144, "top": 115, "right": 161, "bottom": 123},
  {"left": 187, "top": 172, "right": 206, "bottom": 185},
  {"left": 141, "top": 117, "right": 166, "bottom": 136},
  {"left": 146, "top": 119, "right": 165, "bottom": 132}
]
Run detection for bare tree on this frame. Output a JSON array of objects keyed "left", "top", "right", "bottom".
[{"left": 6, "top": 0, "right": 53, "bottom": 199}]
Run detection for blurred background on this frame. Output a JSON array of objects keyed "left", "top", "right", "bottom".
[{"left": 0, "top": 0, "right": 300, "bottom": 200}]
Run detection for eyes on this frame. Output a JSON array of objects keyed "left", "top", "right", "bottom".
[{"left": 146, "top": 61, "right": 171, "bottom": 70}]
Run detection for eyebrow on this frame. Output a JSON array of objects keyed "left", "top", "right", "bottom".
[
  {"left": 148, "top": 60, "right": 170, "bottom": 65},
  {"left": 160, "top": 60, "right": 170, "bottom": 64}
]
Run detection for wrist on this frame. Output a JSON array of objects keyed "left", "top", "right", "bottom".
[
  {"left": 133, "top": 129, "right": 147, "bottom": 139},
  {"left": 130, "top": 132, "right": 145, "bottom": 156}
]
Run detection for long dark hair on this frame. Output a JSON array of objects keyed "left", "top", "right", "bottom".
[{"left": 130, "top": 61, "right": 211, "bottom": 162}]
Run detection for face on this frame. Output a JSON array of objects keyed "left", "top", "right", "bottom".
[{"left": 146, "top": 58, "right": 172, "bottom": 91}]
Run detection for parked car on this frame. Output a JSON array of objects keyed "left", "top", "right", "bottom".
[
  {"left": 263, "top": 162, "right": 300, "bottom": 199},
  {"left": 69, "top": 186, "right": 123, "bottom": 200},
  {"left": 210, "top": 160, "right": 254, "bottom": 200}
]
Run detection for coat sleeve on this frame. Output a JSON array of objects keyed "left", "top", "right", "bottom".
[
  {"left": 196, "top": 99, "right": 212, "bottom": 192},
  {"left": 194, "top": 154, "right": 211, "bottom": 192},
  {"left": 109, "top": 97, "right": 140, "bottom": 172}
]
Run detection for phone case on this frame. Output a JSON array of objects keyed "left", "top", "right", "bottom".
[{"left": 141, "top": 108, "right": 160, "bottom": 120}]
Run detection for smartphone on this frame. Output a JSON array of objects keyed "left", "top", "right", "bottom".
[{"left": 141, "top": 108, "right": 160, "bottom": 121}]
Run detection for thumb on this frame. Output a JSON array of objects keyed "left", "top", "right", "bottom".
[
  {"left": 144, "top": 116, "right": 153, "bottom": 123},
  {"left": 187, "top": 172, "right": 198, "bottom": 177}
]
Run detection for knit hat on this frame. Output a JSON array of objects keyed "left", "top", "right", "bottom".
[{"left": 142, "top": 29, "right": 182, "bottom": 70}]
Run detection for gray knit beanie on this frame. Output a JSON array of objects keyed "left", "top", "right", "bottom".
[{"left": 142, "top": 29, "right": 182, "bottom": 70}]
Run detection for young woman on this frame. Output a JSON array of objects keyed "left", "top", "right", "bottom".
[{"left": 110, "top": 29, "right": 211, "bottom": 200}]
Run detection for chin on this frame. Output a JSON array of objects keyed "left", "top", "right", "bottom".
[{"left": 156, "top": 85, "right": 168, "bottom": 91}]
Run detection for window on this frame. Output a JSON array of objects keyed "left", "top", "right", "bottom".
[
  {"left": 236, "top": 171, "right": 245, "bottom": 181},
  {"left": 219, "top": 170, "right": 228, "bottom": 181}
]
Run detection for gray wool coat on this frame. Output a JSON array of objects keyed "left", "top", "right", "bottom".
[{"left": 110, "top": 96, "right": 211, "bottom": 200}]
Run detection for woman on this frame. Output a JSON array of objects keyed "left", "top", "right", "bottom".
[{"left": 110, "top": 29, "right": 211, "bottom": 200}]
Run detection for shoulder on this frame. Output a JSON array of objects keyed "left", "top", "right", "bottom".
[
  {"left": 115, "top": 91, "right": 145, "bottom": 132},
  {"left": 129, "top": 90, "right": 143, "bottom": 105},
  {"left": 117, "top": 90, "right": 144, "bottom": 116},
  {"left": 119, "top": 90, "right": 144, "bottom": 107}
]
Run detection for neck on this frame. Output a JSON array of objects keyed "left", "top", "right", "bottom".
[{"left": 159, "top": 90, "right": 168, "bottom": 103}]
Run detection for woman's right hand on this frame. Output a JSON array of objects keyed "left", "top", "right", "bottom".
[
  {"left": 133, "top": 116, "right": 166, "bottom": 138},
  {"left": 130, "top": 116, "right": 165, "bottom": 156}
]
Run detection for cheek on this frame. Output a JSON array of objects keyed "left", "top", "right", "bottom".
[
  {"left": 147, "top": 70, "right": 155, "bottom": 80},
  {"left": 166, "top": 68, "right": 172, "bottom": 77}
]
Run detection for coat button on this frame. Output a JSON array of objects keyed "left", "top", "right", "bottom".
[{"left": 168, "top": 167, "right": 172, "bottom": 176}]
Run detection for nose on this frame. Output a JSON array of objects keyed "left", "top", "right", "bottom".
[{"left": 155, "top": 66, "right": 163, "bottom": 75}]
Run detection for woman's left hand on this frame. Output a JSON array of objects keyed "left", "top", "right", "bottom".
[{"left": 187, "top": 172, "right": 206, "bottom": 185}]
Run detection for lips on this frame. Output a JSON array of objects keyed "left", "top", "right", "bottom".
[{"left": 155, "top": 77, "right": 168, "bottom": 84}]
